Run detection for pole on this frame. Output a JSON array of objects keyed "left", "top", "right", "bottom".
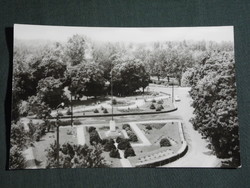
[
  {"left": 172, "top": 83, "right": 174, "bottom": 103},
  {"left": 111, "top": 68, "right": 113, "bottom": 121},
  {"left": 71, "top": 93, "right": 73, "bottom": 127},
  {"left": 56, "top": 116, "right": 60, "bottom": 167}
]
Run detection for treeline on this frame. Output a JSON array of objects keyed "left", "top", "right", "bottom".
[
  {"left": 185, "top": 50, "right": 240, "bottom": 167},
  {"left": 12, "top": 34, "right": 235, "bottom": 123}
]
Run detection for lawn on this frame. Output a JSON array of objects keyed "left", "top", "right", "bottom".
[
  {"left": 32, "top": 126, "right": 78, "bottom": 168},
  {"left": 128, "top": 122, "right": 183, "bottom": 166}
]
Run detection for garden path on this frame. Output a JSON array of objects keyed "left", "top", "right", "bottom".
[{"left": 76, "top": 125, "right": 86, "bottom": 145}]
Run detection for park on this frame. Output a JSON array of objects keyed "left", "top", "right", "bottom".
[{"left": 10, "top": 26, "right": 240, "bottom": 169}]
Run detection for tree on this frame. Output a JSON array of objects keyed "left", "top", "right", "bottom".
[
  {"left": 65, "top": 34, "right": 87, "bottom": 66},
  {"left": 65, "top": 62, "right": 106, "bottom": 99},
  {"left": 188, "top": 50, "right": 240, "bottom": 167},
  {"left": 46, "top": 142, "right": 108, "bottom": 168},
  {"left": 36, "top": 77, "right": 68, "bottom": 109},
  {"left": 112, "top": 58, "right": 150, "bottom": 96},
  {"left": 9, "top": 121, "right": 29, "bottom": 169}
]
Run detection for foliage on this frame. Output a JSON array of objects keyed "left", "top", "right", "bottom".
[
  {"left": 124, "top": 147, "right": 136, "bottom": 158},
  {"left": 187, "top": 51, "right": 240, "bottom": 167},
  {"left": 89, "top": 129, "right": 102, "bottom": 145},
  {"left": 103, "top": 139, "right": 116, "bottom": 152},
  {"left": 9, "top": 145, "right": 26, "bottom": 169},
  {"left": 150, "top": 103, "right": 156, "bottom": 109},
  {"left": 9, "top": 121, "right": 29, "bottom": 169},
  {"left": 37, "top": 76, "right": 68, "bottom": 109},
  {"left": 146, "top": 125, "right": 152, "bottom": 130},
  {"left": 46, "top": 142, "right": 108, "bottom": 168},
  {"left": 103, "top": 108, "right": 108, "bottom": 113},
  {"left": 93, "top": 109, "right": 99, "bottom": 113},
  {"left": 112, "top": 58, "right": 150, "bottom": 96},
  {"left": 160, "top": 138, "right": 171, "bottom": 147},
  {"left": 109, "top": 149, "right": 120, "bottom": 159},
  {"left": 117, "top": 139, "right": 131, "bottom": 150},
  {"left": 112, "top": 98, "right": 117, "bottom": 105}
]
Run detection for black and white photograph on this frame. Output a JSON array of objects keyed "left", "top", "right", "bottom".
[{"left": 10, "top": 24, "right": 240, "bottom": 169}]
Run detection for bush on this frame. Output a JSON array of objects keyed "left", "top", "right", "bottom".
[
  {"left": 157, "top": 100, "right": 163, "bottom": 104},
  {"left": 152, "top": 99, "right": 156, "bottom": 103},
  {"left": 89, "top": 130, "right": 101, "bottom": 145},
  {"left": 103, "top": 108, "right": 108, "bottom": 113},
  {"left": 117, "top": 139, "right": 131, "bottom": 150},
  {"left": 112, "top": 98, "right": 117, "bottom": 105},
  {"left": 109, "top": 149, "right": 120, "bottom": 159},
  {"left": 116, "top": 136, "right": 123, "bottom": 143},
  {"left": 101, "top": 106, "right": 104, "bottom": 110},
  {"left": 93, "top": 109, "right": 99, "bottom": 113},
  {"left": 9, "top": 145, "right": 26, "bottom": 169},
  {"left": 150, "top": 103, "right": 156, "bottom": 109},
  {"left": 129, "top": 133, "right": 138, "bottom": 142},
  {"left": 160, "top": 138, "right": 171, "bottom": 147},
  {"left": 88, "top": 126, "right": 96, "bottom": 133},
  {"left": 104, "top": 139, "right": 116, "bottom": 152},
  {"left": 156, "top": 106, "right": 162, "bottom": 111},
  {"left": 124, "top": 147, "right": 136, "bottom": 158},
  {"left": 146, "top": 125, "right": 152, "bottom": 130},
  {"left": 122, "top": 124, "right": 130, "bottom": 130},
  {"left": 73, "top": 119, "right": 81, "bottom": 125},
  {"left": 66, "top": 108, "right": 72, "bottom": 115}
]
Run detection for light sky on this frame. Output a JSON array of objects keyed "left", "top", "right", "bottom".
[{"left": 14, "top": 24, "right": 234, "bottom": 43}]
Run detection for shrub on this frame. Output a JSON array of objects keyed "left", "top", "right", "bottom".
[
  {"left": 156, "top": 106, "right": 162, "bottom": 111},
  {"left": 109, "top": 149, "right": 120, "bottom": 159},
  {"left": 66, "top": 108, "right": 72, "bottom": 115},
  {"left": 9, "top": 145, "right": 26, "bottom": 169},
  {"left": 88, "top": 126, "right": 96, "bottom": 133},
  {"left": 116, "top": 137, "right": 123, "bottom": 143},
  {"left": 46, "top": 142, "right": 108, "bottom": 168},
  {"left": 129, "top": 133, "right": 138, "bottom": 142},
  {"left": 73, "top": 119, "right": 81, "bottom": 125},
  {"left": 101, "top": 106, "right": 104, "bottom": 110},
  {"left": 122, "top": 124, "right": 130, "bottom": 130},
  {"left": 117, "top": 139, "right": 131, "bottom": 150},
  {"left": 103, "top": 108, "right": 108, "bottom": 113},
  {"left": 93, "top": 109, "right": 99, "bottom": 113},
  {"left": 160, "top": 138, "right": 171, "bottom": 147},
  {"left": 101, "top": 139, "right": 109, "bottom": 145},
  {"left": 152, "top": 99, "right": 156, "bottom": 103},
  {"left": 104, "top": 139, "right": 116, "bottom": 152},
  {"left": 112, "top": 98, "right": 117, "bottom": 105},
  {"left": 146, "top": 125, "right": 152, "bottom": 130},
  {"left": 124, "top": 147, "right": 136, "bottom": 158},
  {"left": 150, "top": 103, "right": 156, "bottom": 109},
  {"left": 89, "top": 130, "right": 101, "bottom": 145},
  {"left": 157, "top": 100, "right": 163, "bottom": 104}
]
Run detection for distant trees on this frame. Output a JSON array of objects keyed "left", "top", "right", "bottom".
[{"left": 65, "top": 34, "right": 88, "bottom": 66}]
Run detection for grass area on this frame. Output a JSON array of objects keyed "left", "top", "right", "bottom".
[
  {"left": 128, "top": 122, "right": 183, "bottom": 166},
  {"left": 137, "top": 122, "right": 181, "bottom": 145},
  {"left": 102, "top": 151, "right": 122, "bottom": 167},
  {"left": 32, "top": 126, "right": 77, "bottom": 168}
]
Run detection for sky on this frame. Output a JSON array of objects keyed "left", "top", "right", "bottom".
[{"left": 14, "top": 24, "right": 234, "bottom": 43}]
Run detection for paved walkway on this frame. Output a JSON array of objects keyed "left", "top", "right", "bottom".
[
  {"left": 23, "top": 147, "right": 37, "bottom": 169},
  {"left": 129, "top": 122, "right": 151, "bottom": 147},
  {"left": 114, "top": 142, "right": 132, "bottom": 167},
  {"left": 76, "top": 125, "right": 86, "bottom": 145}
]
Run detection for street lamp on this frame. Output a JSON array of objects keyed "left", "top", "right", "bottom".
[{"left": 56, "top": 102, "right": 64, "bottom": 167}]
